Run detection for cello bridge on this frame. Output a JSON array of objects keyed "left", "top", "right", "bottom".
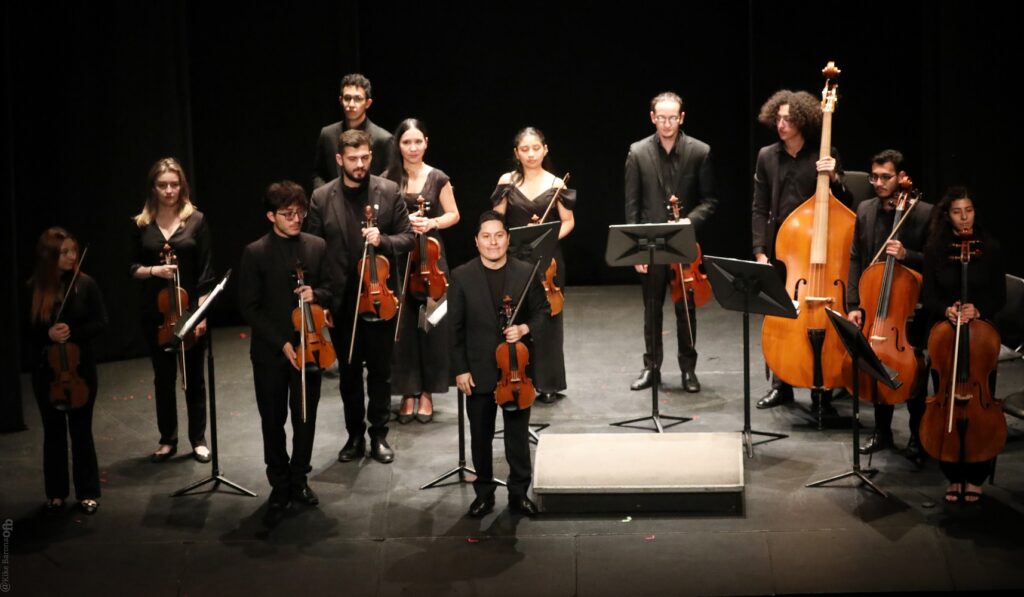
[
  {"left": 953, "top": 392, "right": 973, "bottom": 402},
  {"left": 869, "top": 335, "right": 887, "bottom": 342},
  {"left": 804, "top": 297, "right": 834, "bottom": 305}
]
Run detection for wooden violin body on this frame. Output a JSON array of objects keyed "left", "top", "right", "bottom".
[
  {"left": 541, "top": 258, "right": 564, "bottom": 316},
  {"left": 494, "top": 295, "right": 535, "bottom": 410},
  {"left": 919, "top": 319, "right": 1005, "bottom": 463},
  {"left": 670, "top": 243, "right": 712, "bottom": 308},
  {"left": 357, "top": 206, "right": 399, "bottom": 322},
  {"left": 761, "top": 62, "right": 854, "bottom": 390},
  {"left": 292, "top": 267, "right": 336, "bottom": 370},
  {"left": 409, "top": 232, "right": 447, "bottom": 301},
  {"left": 156, "top": 244, "right": 195, "bottom": 350},
  {"left": 47, "top": 342, "right": 89, "bottom": 411}
]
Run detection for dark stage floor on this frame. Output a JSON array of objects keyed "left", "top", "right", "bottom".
[{"left": 4, "top": 285, "right": 1024, "bottom": 596}]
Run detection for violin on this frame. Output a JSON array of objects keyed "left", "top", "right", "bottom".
[
  {"left": 667, "top": 196, "right": 712, "bottom": 308},
  {"left": 528, "top": 173, "right": 570, "bottom": 316},
  {"left": 842, "top": 176, "right": 923, "bottom": 404},
  {"left": 292, "top": 263, "right": 335, "bottom": 422},
  {"left": 761, "top": 62, "right": 856, "bottom": 391},
  {"left": 349, "top": 205, "right": 399, "bottom": 363},
  {"left": 495, "top": 295, "right": 536, "bottom": 410},
  {"left": 157, "top": 243, "right": 193, "bottom": 391},
  {"left": 407, "top": 196, "right": 448, "bottom": 301},
  {"left": 47, "top": 245, "right": 90, "bottom": 411},
  {"left": 919, "top": 240, "right": 1006, "bottom": 466}
]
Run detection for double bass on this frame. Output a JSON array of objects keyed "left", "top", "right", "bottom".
[
  {"left": 761, "top": 62, "right": 855, "bottom": 392},
  {"left": 47, "top": 245, "right": 90, "bottom": 411},
  {"left": 842, "top": 176, "right": 923, "bottom": 404},
  {"left": 292, "top": 262, "right": 336, "bottom": 422},
  {"left": 919, "top": 240, "right": 1006, "bottom": 472}
]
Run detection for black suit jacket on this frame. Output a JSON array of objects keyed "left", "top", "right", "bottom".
[
  {"left": 624, "top": 133, "right": 718, "bottom": 230},
  {"left": 847, "top": 197, "right": 933, "bottom": 308},
  {"left": 312, "top": 117, "right": 392, "bottom": 189},
  {"left": 305, "top": 175, "right": 414, "bottom": 312},
  {"left": 448, "top": 257, "right": 550, "bottom": 395},
  {"left": 751, "top": 142, "right": 852, "bottom": 257},
  {"left": 238, "top": 232, "right": 333, "bottom": 363}
]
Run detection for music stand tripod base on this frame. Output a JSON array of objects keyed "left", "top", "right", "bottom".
[{"left": 421, "top": 391, "right": 506, "bottom": 490}]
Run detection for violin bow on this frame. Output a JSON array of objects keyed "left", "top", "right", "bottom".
[
  {"left": 533, "top": 173, "right": 571, "bottom": 225},
  {"left": 54, "top": 244, "right": 88, "bottom": 323}
]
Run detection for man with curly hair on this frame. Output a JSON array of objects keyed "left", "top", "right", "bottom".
[{"left": 752, "top": 89, "right": 851, "bottom": 412}]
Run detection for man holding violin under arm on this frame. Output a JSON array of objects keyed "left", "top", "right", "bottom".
[{"left": 239, "top": 180, "right": 333, "bottom": 522}]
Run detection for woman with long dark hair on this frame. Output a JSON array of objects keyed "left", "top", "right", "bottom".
[
  {"left": 920, "top": 186, "right": 1006, "bottom": 503},
  {"left": 385, "top": 119, "right": 460, "bottom": 423},
  {"left": 27, "top": 227, "right": 107, "bottom": 514},
  {"left": 489, "top": 127, "right": 576, "bottom": 403},
  {"left": 130, "top": 158, "right": 215, "bottom": 463}
]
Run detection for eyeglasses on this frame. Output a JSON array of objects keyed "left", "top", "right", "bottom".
[
  {"left": 868, "top": 173, "right": 896, "bottom": 183},
  {"left": 277, "top": 209, "right": 307, "bottom": 221},
  {"left": 653, "top": 115, "right": 681, "bottom": 124}
]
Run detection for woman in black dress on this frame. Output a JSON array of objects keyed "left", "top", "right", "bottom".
[
  {"left": 489, "top": 127, "right": 576, "bottom": 403},
  {"left": 130, "top": 158, "right": 216, "bottom": 463},
  {"left": 386, "top": 119, "right": 461, "bottom": 423},
  {"left": 920, "top": 186, "right": 1006, "bottom": 503},
  {"left": 28, "top": 227, "right": 107, "bottom": 514}
]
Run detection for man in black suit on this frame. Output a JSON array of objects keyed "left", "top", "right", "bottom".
[
  {"left": 312, "top": 73, "right": 392, "bottom": 189},
  {"left": 751, "top": 89, "right": 851, "bottom": 412},
  {"left": 846, "top": 150, "right": 932, "bottom": 460},
  {"left": 449, "top": 211, "right": 549, "bottom": 517},
  {"left": 306, "top": 129, "right": 414, "bottom": 464},
  {"left": 624, "top": 91, "right": 718, "bottom": 393},
  {"left": 239, "top": 180, "right": 334, "bottom": 521}
]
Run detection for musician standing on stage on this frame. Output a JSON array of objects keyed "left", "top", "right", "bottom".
[
  {"left": 313, "top": 73, "right": 392, "bottom": 189},
  {"left": 239, "top": 181, "right": 333, "bottom": 520},
  {"left": 845, "top": 150, "right": 932, "bottom": 459},
  {"left": 751, "top": 90, "right": 851, "bottom": 412},
  {"left": 450, "top": 211, "right": 549, "bottom": 517},
  {"left": 130, "top": 158, "right": 215, "bottom": 464},
  {"left": 306, "top": 129, "right": 414, "bottom": 464},
  {"left": 624, "top": 91, "right": 718, "bottom": 393}
]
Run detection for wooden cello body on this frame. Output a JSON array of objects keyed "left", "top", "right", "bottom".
[{"left": 761, "top": 62, "right": 855, "bottom": 390}]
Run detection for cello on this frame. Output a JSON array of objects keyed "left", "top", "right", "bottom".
[
  {"left": 527, "top": 173, "right": 570, "bottom": 316},
  {"left": 842, "top": 176, "right": 923, "bottom": 404},
  {"left": 47, "top": 245, "right": 90, "bottom": 411},
  {"left": 761, "top": 61, "right": 856, "bottom": 392},
  {"left": 919, "top": 240, "right": 1006, "bottom": 474},
  {"left": 292, "top": 262, "right": 336, "bottom": 422}
]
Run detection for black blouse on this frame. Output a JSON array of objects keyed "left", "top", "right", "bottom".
[
  {"left": 25, "top": 272, "right": 108, "bottom": 368},
  {"left": 129, "top": 210, "right": 215, "bottom": 318},
  {"left": 921, "top": 232, "right": 1006, "bottom": 326}
]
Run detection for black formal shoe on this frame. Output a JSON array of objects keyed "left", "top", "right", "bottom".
[
  {"left": 630, "top": 369, "right": 654, "bottom": 391},
  {"left": 683, "top": 371, "right": 701, "bottom": 393},
  {"left": 337, "top": 436, "right": 366, "bottom": 462},
  {"left": 264, "top": 487, "right": 291, "bottom": 525},
  {"left": 467, "top": 495, "right": 495, "bottom": 518},
  {"left": 415, "top": 412, "right": 433, "bottom": 423},
  {"left": 370, "top": 437, "right": 395, "bottom": 464},
  {"left": 538, "top": 392, "right": 557, "bottom": 404},
  {"left": 397, "top": 413, "right": 415, "bottom": 424},
  {"left": 509, "top": 496, "right": 539, "bottom": 516},
  {"left": 44, "top": 498, "right": 65, "bottom": 515},
  {"left": 79, "top": 499, "right": 99, "bottom": 515},
  {"left": 150, "top": 444, "right": 177, "bottom": 463},
  {"left": 859, "top": 430, "right": 894, "bottom": 454},
  {"left": 904, "top": 435, "right": 925, "bottom": 466},
  {"left": 756, "top": 388, "right": 793, "bottom": 409},
  {"left": 291, "top": 483, "right": 320, "bottom": 506},
  {"left": 192, "top": 445, "right": 211, "bottom": 463}
]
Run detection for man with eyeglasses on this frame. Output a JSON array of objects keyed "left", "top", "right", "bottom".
[
  {"left": 313, "top": 73, "right": 392, "bottom": 189},
  {"left": 752, "top": 89, "right": 852, "bottom": 413},
  {"left": 625, "top": 91, "right": 719, "bottom": 393},
  {"left": 306, "top": 129, "right": 414, "bottom": 465},
  {"left": 239, "top": 180, "right": 334, "bottom": 523},
  {"left": 845, "top": 149, "right": 932, "bottom": 462}
]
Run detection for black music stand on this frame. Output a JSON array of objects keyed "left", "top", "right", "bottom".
[
  {"left": 169, "top": 271, "right": 257, "bottom": 498},
  {"left": 605, "top": 222, "right": 697, "bottom": 432},
  {"left": 704, "top": 256, "right": 796, "bottom": 457},
  {"left": 499, "top": 221, "right": 561, "bottom": 442},
  {"left": 421, "top": 390, "right": 505, "bottom": 489},
  {"left": 806, "top": 308, "right": 901, "bottom": 497}
]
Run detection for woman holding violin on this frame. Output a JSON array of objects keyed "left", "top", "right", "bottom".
[
  {"left": 919, "top": 186, "right": 1006, "bottom": 504},
  {"left": 490, "top": 127, "right": 576, "bottom": 404},
  {"left": 239, "top": 181, "right": 334, "bottom": 519},
  {"left": 385, "top": 119, "right": 460, "bottom": 424},
  {"left": 27, "top": 227, "right": 107, "bottom": 514},
  {"left": 130, "top": 158, "right": 215, "bottom": 464}
]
